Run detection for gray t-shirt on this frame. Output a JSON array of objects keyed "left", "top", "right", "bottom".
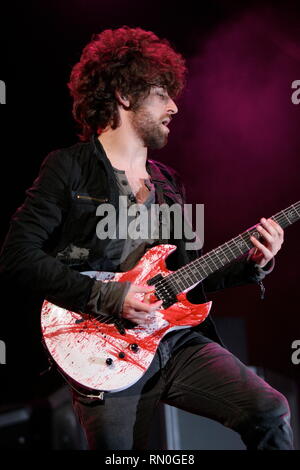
[{"left": 104, "top": 168, "right": 158, "bottom": 272}]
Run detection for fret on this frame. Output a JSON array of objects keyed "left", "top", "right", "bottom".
[
  {"left": 284, "top": 212, "right": 293, "bottom": 224},
  {"left": 175, "top": 276, "right": 189, "bottom": 292},
  {"left": 272, "top": 215, "right": 281, "bottom": 226},
  {"left": 229, "top": 239, "right": 243, "bottom": 257},
  {"left": 187, "top": 262, "right": 207, "bottom": 281},
  {"left": 281, "top": 211, "right": 291, "bottom": 227},
  {"left": 237, "top": 234, "right": 251, "bottom": 253},
  {"left": 291, "top": 204, "right": 300, "bottom": 217},
  {"left": 285, "top": 207, "right": 299, "bottom": 223},
  {"left": 250, "top": 228, "right": 260, "bottom": 240},
  {"left": 233, "top": 236, "right": 245, "bottom": 255},
  {"left": 168, "top": 266, "right": 197, "bottom": 292},
  {"left": 191, "top": 263, "right": 205, "bottom": 280},
  {"left": 214, "top": 246, "right": 229, "bottom": 265},
  {"left": 272, "top": 202, "right": 300, "bottom": 229},
  {"left": 200, "top": 256, "right": 214, "bottom": 275},
  {"left": 293, "top": 204, "right": 300, "bottom": 217},
  {"left": 167, "top": 277, "right": 186, "bottom": 294},
  {"left": 207, "top": 250, "right": 220, "bottom": 270},
  {"left": 219, "top": 245, "right": 231, "bottom": 263},
  {"left": 158, "top": 200, "right": 300, "bottom": 296},
  {"left": 186, "top": 265, "right": 205, "bottom": 279},
  {"left": 182, "top": 268, "right": 198, "bottom": 286},
  {"left": 211, "top": 248, "right": 222, "bottom": 265},
  {"left": 224, "top": 241, "right": 236, "bottom": 260}
]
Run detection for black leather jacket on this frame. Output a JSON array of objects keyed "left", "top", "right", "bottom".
[{"left": 0, "top": 135, "right": 273, "bottom": 344}]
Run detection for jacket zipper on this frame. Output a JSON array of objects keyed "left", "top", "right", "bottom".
[
  {"left": 76, "top": 195, "right": 108, "bottom": 203},
  {"left": 259, "top": 281, "right": 266, "bottom": 300}
]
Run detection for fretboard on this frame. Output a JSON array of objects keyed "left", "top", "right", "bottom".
[{"left": 166, "top": 200, "right": 300, "bottom": 294}]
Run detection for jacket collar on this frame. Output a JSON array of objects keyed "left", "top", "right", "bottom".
[
  {"left": 91, "top": 134, "right": 119, "bottom": 207},
  {"left": 91, "top": 134, "right": 180, "bottom": 206}
]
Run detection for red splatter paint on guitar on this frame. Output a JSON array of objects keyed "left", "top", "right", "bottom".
[{"left": 41, "top": 244, "right": 211, "bottom": 393}]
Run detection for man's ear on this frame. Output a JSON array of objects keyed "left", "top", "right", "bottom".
[{"left": 115, "top": 90, "right": 130, "bottom": 109}]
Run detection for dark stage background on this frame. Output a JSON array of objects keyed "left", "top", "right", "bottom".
[{"left": 0, "top": 0, "right": 299, "bottom": 449}]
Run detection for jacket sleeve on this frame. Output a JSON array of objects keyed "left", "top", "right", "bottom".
[
  {"left": 0, "top": 149, "right": 130, "bottom": 315},
  {"left": 179, "top": 179, "right": 275, "bottom": 294},
  {"left": 202, "top": 254, "right": 275, "bottom": 294}
]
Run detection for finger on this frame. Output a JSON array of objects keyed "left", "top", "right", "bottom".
[
  {"left": 248, "top": 247, "right": 258, "bottom": 259},
  {"left": 134, "top": 313, "right": 152, "bottom": 322},
  {"left": 143, "top": 293, "right": 162, "bottom": 305},
  {"left": 122, "top": 307, "right": 136, "bottom": 318},
  {"left": 130, "top": 299, "right": 154, "bottom": 313},
  {"left": 122, "top": 307, "right": 149, "bottom": 321},
  {"left": 250, "top": 235, "right": 273, "bottom": 258},
  {"left": 131, "top": 284, "right": 155, "bottom": 294},
  {"left": 126, "top": 309, "right": 155, "bottom": 324},
  {"left": 149, "top": 300, "right": 163, "bottom": 310},
  {"left": 259, "top": 218, "right": 278, "bottom": 237},
  {"left": 128, "top": 315, "right": 151, "bottom": 325},
  {"left": 132, "top": 298, "right": 162, "bottom": 313},
  {"left": 144, "top": 300, "right": 163, "bottom": 311},
  {"left": 260, "top": 219, "right": 284, "bottom": 247},
  {"left": 260, "top": 218, "right": 284, "bottom": 243},
  {"left": 144, "top": 292, "right": 161, "bottom": 305},
  {"left": 256, "top": 224, "right": 274, "bottom": 244},
  {"left": 130, "top": 299, "right": 151, "bottom": 313},
  {"left": 268, "top": 219, "right": 284, "bottom": 238}
]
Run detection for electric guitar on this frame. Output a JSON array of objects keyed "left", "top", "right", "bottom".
[{"left": 41, "top": 201, "right": 300, "bottom": 395}]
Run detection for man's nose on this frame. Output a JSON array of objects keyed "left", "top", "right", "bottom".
[{"left": 167, "top": 97, "right": 178, "bottom": 115}]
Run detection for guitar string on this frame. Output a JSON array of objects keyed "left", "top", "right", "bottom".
[
  {"left": 153, "top": 203, "right": 300, "bottom": 295},
  {"left": 85, "top": 204, "right": 300, "bottom": 320},
  {"left": 167, "top": 208, "right": 300, "bottom": 292},
  {"left": 64, "top": 202, "right": 299, "bottom": 327},
  {"left": 91, "top": 204, "right": 300, "bottom": 323},
  {"left": 154, "top": 212, "right": 295, "bottom": 294},
  {"left": 159, "top": 203, "right": 300, "bottom": 289}
]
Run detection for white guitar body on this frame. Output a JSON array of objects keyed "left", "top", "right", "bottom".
[{"left": 41, "top": 245, "right": 211, "bottom": 394}]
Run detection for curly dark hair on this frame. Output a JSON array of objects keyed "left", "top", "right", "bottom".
[{"left": 68, "top": 26, "right": 187, "bottom": 141}]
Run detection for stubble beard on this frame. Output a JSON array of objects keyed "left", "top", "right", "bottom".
[{"left": 130, "top": 106, "right": 168, "bottom": 150}]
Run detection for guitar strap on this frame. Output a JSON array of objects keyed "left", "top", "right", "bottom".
[
  {"left": 147, "top": 161, "right": 166, "bottom": 205},
  {"left": 147, "top": 160, "right": 183, "bottom": 245}
]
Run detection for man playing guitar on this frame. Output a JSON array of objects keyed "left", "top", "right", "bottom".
[{"left": 0, "top": 26, "right": 293, "bottom": 450}]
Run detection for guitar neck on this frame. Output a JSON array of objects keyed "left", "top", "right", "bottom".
[{"left": 166, "top": 201, "right": 300, "bottom": 294}]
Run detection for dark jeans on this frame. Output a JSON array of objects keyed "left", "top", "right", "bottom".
[{"left": 72, "top": 341, "right": 293, "bottom": 450}]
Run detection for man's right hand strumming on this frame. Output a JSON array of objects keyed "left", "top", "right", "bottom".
[{"left": 122, "top": 284, "right": 163, "bottom": 324}]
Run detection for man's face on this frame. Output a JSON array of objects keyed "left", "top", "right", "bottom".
[{"left": 130, "top": 86, "right": 178, "bottom": 149}]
